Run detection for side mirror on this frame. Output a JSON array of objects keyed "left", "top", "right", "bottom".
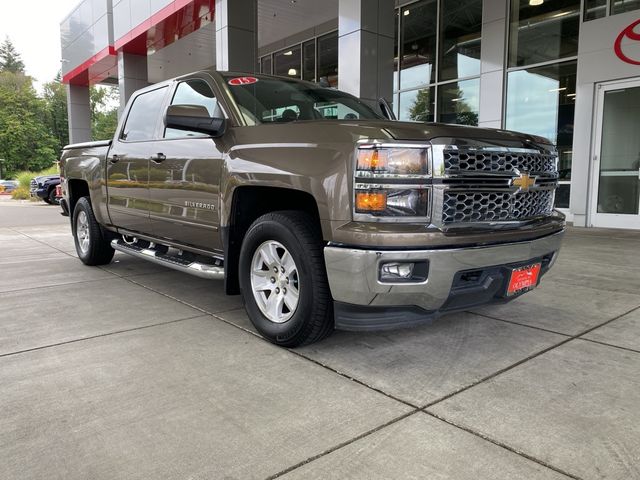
[
  {"left": 164, "top": 104, "right": 226, "bottom": 137},
  {"left": 378, "top": 97, "right": 396, "bottom": 121}
]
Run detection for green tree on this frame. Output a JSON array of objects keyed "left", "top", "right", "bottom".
[
  {"left": 0, "top": 37, "right": 25, "bottom": 74},
  {"left": 42, "top": 73, "right": 69, "bottom": 155},
  {"left": 90, "top": 85, "right": 119, "bottom": 141},
  {"left": 0, "top": 71, "right": 58, "bottom": 176}
]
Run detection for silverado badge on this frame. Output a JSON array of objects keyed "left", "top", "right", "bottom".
[{"left": 185, "top": 201, "right": 216, "bottom": 211}]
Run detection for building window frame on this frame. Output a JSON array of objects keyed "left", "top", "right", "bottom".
[
  {"left": 393, "top": 0, "right": 483, "bottom": 126},
  {"left": 504, "top": 0, "right": 582, "bottom": 212},
  {"left": 259, "top": 30, "right": 337, "bottom": 84}
]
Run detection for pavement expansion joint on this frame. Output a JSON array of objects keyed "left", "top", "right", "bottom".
[
  {"left": 423, "top": 303, "right": 640, "bottom": 411},
  {"left": 577, "top": 337, "right": 640, "bottom": 355},
  {"left": 9, "top": 227, "right": 78, "bottom": 259},
  {"left": 0, "top": 314, "right": 204, "bottom": 359},
  {"left": 285, "top": 349, "right": 421, "bottom": 409},
  {"left": 421, "top": 410, "right": 583, "bottom": 480},
  {"left": 0, "top": 275, "right": 118, "bottom": 295},
  {"left": 469, "top": 310, "right": 573, "bottom": 337},
  {"left": 265, "top": 409, "right": 422, "bottom": 480}
]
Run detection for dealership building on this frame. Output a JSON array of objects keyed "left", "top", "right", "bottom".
[{"left": 60, "top": 0, "right": 640, "bottom": 229}]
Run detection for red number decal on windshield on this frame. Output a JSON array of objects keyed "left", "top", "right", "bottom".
[{"left": 228, "top": 77, "right": 259, "bottom": 86}]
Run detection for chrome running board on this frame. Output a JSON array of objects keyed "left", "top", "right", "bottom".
[{"left": 111, "top": 239, "right": 224, "bottom": 280}]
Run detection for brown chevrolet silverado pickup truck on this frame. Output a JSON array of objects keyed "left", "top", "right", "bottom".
[{"left": 59, "top": 70, "right": 565, "bottom": 347}]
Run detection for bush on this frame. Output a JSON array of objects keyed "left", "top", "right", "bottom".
[
  {"left": 9, "top": 165, "right": 59, "bottom": 201},
  {"left": 16, "top": 171, "right": 33, "bottom": 189},
  {"left": 14, "top": 165, "right": 59, "bottom": 189},
  {"left": 11, "top": 186, "right": 30, "bottom": 200}
]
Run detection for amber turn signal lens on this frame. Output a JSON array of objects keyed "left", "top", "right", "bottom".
[
  {"left": 357, "top": 149, "right": 388, "bottom": 171},
  {"left": 355, "top": 192, "right": 387, "bottom": 212}
]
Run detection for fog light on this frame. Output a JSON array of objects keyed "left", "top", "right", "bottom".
[
  {"left": 380, "top": 262, "right": 414, "bottom": 280},
  {"left": 379, "top": 260, "right": 429, "bottom": 283}
]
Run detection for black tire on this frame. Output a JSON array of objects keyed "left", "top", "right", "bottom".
[
  {"left": 48, "top": 188, "right": 59, "bottom": 205},
  {"left": 239, "top": 211, "right": 334, "bottom": 347},
  {"left": 72, "top": 197, "right": 115, "bottom": 266}
]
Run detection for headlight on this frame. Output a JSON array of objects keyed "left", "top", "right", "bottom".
[
  {"left": 353, "top": 142, "right": 432, "bottom": 221},
  {"left": 356, "top": 146, "right": 429, "bottom": 177}
]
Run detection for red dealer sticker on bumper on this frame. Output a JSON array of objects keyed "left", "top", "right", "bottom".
[
  {"left": 506, "top": 263, "right": 542, "bottom": 296},
  {"left": 228, "top": 76, "right": 258, "bottom": 86}
]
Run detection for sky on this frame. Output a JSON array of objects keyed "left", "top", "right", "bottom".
[{"left": 0, "top": 0, "right": 82, "bottom": 90}]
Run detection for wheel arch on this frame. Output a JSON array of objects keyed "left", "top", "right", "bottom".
[
  {"left": 67, "top": 179, "right": 90, "bottom": 219},
  {"left": 222, "top": 185, "right": 325, "bottom": 295}
]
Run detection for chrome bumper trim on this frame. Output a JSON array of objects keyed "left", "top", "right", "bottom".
[{"left": 324, "top": 230, "right": 564, "bottom": 311}]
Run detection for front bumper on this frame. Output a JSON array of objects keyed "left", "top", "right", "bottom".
[
  {"left": 30, "top": 187, "right": 47, "bottom": 199},
  {"left": 324, "top": 230, "right": 564, "bottom": 330}
]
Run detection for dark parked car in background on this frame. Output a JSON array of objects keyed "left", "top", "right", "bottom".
[
  {"left": 30, "top": 175, "right": 61, "bottom": 205},
  {"left": 0, "top": 180, "right": 19, "bottom": 194}
]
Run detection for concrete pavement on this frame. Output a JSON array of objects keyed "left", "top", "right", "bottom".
[{"left": 0, "top": 200, "right": 639, "bottom": 479}]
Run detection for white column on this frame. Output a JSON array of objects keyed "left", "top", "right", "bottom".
[
  {"left": 117, "top": 52, "right": 148, "bottom": 115},
  {"left": 338, "top": 0, "right": 395, "bottom": 106},
  {"left": 66, "top": 84, "right": 91, "bottom": 144},
  {"left": 478, "top": 0, "right": 508, "bottom": 128},
  {"left": 215, "top": 0, "right": 257, "bottom": 72}
]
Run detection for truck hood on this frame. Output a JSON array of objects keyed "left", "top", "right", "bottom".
[
  {"left": 34, "top": 175, "right": 59, "bottom": 183},
  {"left": 336, "top": 119, "right": 553, "bottom": 151}
]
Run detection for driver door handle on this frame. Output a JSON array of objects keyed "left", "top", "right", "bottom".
[
  {"left": 109, "top": 154, "right": 121, "bottom": 164},
  {"left": 150, "top": 153, "right": 166, "bottom": 163}
]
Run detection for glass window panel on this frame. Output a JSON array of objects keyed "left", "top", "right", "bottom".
[
  {"left": 506, "top": 61, "right": 576, "bottom": 145},
  {"left": 584, "top": 0, "right": 607, "bottom": 20},
  {"left": 317, "top": 32, "right": 338, "bottom": 87},
  {"left": 437, "top": 78, "right": 480, "bottom": 126},
  {"left": 439, "top": 0, "right": 482, "bottom": 82},
  {"left": 611, "top": 0, "right": 640, "bottom": 14},
  {"left": 121, "top": 87, "right": 167, "bottom": 142},
  {"left": 274, "top": 45, "right": 301, "bottom": 79},
  {"left": 400, "top": 0, "right": 437, "bottom": 90},
  {"left": 597, "top": 86, "right": 640, "bottom": 214},
  {"left": 399, "top": 87, "right": 435, "bottom": 122},
  {"left": 260, "top": 56, "right": 272, "bottom": 75},
  {"left": 303, "top": 40, "right": 316, "bottom": 82},
  {"left": 508, "top": 0, "right": 580, "bottom": 67},
  {"left": 506, "top": 61, "right": 577, "bottom": 207},
  {"left": 165, "top": 80, "right": 218, "bottom": 138}
]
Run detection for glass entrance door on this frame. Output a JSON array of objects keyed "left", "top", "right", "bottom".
[{"left": 590, "top": 79, "right": 640, "bottom": 229}]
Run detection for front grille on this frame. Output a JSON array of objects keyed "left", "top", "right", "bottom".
[
  {"left": 443, "top": 148, "right": 556, "bottom": 175},
  {"left": 443, "top": 190, "right": 554, "bottom": 224},
  {"left": 30, "top": 179, "right": 38, "bottom": 191}
]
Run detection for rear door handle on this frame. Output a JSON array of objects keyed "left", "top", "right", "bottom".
[{"left": 150, "top": 153, "right": 167, "bottom": 163}]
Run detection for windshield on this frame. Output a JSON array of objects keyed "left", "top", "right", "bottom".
[{"left": 222, "top": 74, "right": 383, "bottom": 125}]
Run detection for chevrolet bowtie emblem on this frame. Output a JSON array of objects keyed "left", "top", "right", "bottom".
[{"left": 512, "top": 172, "right": 536, "bottom": 192}]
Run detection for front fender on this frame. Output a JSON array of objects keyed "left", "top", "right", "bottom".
[{"left": 220, "top": 142, "right": 353, "bottom": 239}]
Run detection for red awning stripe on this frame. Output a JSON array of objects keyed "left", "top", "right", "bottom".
[{"left": 62, "top": 46, "right": 116, "bottom": 85}]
